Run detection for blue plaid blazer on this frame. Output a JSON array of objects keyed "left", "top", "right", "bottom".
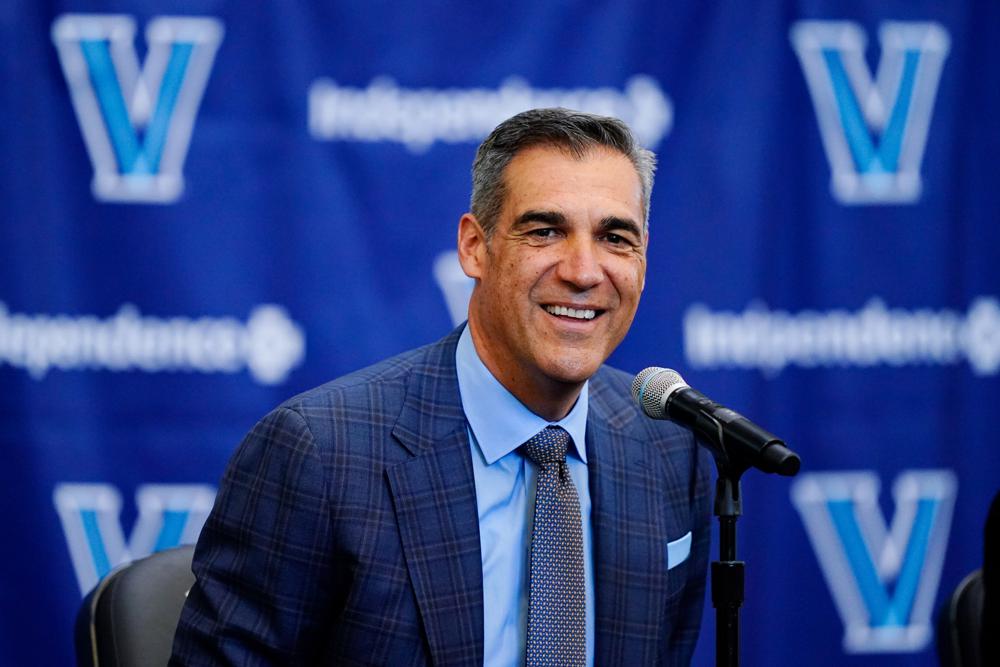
[{"left": 171, "top": 328, "right": 712, "bottom": 666}]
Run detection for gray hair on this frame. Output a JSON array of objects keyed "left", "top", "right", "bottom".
[{"left": 470, "top": 108, "right": 656, "bottom": 238}]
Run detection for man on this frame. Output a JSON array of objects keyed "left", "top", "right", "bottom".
[{"left": 171, "top": 108, "right": 712, "bottom": 666}]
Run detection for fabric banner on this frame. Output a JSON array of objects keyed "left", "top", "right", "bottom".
[{"left": 2, "top": 1, "right": 996, "bottom": 664}]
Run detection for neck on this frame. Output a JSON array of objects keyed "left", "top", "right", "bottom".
[
  {"left": 509, "top": 377, "right": 583, "bottom": 422},
  {"left": 466, "top": 322, "right": 584, "bottom": 422}
]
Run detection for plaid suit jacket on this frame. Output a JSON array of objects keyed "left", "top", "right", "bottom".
[{"left": 170, "top": 327, "right": 712, "bottom": 666}]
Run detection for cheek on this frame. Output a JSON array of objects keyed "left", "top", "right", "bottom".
[
  {"left": 636, "top": 260, "right": 647, "bottom": 291},
  {"left": 515, "top": 256, "right": 550, "bottom": 288},
  {"left": 630, "top": 259, "right": 647, "bottom": 293},
  {"left": 611, "top": 264, "right": 645, "bottom": 299}
]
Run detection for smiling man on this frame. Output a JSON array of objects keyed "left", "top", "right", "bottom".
[
  {"left": 171, "top": 109, "right": 712, "bottom": 667},
  {"left": 459, "top": 141, "right": 647, "bottom": 422}
]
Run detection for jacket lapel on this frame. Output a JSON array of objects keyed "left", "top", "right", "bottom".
[
  {"left": 385, "top": 331, "right": 484, "bottom": 666},
  {"left": 588, "top": 373, "right": 670, "bottom": 664}
]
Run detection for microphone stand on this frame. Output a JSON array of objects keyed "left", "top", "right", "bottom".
[
  {"left": 630, "top": 366, "right": 801, "bottom": 665},
  {"left": 699, "top": 412, "right": 798, "bottom": 667},
  {"left": 712, "top": 464, "right": 746, "bottom": 667}
]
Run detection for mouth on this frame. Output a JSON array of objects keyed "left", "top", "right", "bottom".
[{"left": 543, "top": 304, "right": 603, "bottom": 321}]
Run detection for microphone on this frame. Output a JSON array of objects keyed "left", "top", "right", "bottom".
[{"left": 631, "top": 367, "right": 800, "bottom": 476}]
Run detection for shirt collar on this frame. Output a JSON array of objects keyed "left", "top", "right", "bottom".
[{"left": 455, "top": 324, "right": 589, "bottom": 465}]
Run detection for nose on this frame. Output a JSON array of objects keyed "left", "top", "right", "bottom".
[{"left": 557, "top": 237, "right": 604, "bottom": 290}]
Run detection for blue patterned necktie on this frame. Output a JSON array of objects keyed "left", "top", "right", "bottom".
[{"left": 520, "top": 425, "right": 586, "bottom": 666}]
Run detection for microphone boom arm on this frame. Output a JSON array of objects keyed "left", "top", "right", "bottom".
[{"left": 673, "top": 387, "right": 800, "bottom": 477}]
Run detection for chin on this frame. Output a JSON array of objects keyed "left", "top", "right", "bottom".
[{"left": 541, "top": 355, "right": 604, "bottom": 386}]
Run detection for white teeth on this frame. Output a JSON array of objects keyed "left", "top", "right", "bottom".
[{"left": 545, "top": 305, "right": 596, "bottom": 320}]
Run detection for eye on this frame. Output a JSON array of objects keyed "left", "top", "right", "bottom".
[
  {"left": 530, "top": 228, "right": 556, "bottom": 238},
  {"left": 603, "top": 232, "right": 638, "bottom": 247}
]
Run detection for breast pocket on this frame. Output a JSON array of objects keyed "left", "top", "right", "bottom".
[
  {"left": 665, "top": 530, "right": 693, "bottom": 604},
  {"left": 667, "top": 531, "right": 692, "bottom": 571}
]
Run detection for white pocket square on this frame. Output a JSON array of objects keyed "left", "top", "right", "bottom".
[{"left": 667, "top": 531, "right": 692, "bottom": 570}]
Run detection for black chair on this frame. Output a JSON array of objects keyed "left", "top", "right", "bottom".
[
  {"left": 75, "top": 545, "right": 196, "bottom": 667},
  {"left": 937, "top": 568, "right": 984, "bottom": 667}
]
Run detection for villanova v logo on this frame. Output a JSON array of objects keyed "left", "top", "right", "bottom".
[
  {"left": 791, "top": 470, "right": 956, "bottom": 653},
  {"left": 790, "top": 22, "right": 950, "bottom": 204},
  {"left": 54, "top": 483, "right": 216, "bottom": 595},
  {"left": 52, "top": 15, "right": 224, "bottom": 203}
]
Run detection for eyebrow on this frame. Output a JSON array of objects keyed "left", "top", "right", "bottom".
[
  {"left": 512, "top": 210, "right": 568, "bottom": 228},
  {"left": 598, "top": 216, "right": 643, "bottom": 239}
]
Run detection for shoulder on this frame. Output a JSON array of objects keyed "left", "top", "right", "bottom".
[
  {"left": 236, "top": 329, "right": 461, "bottom": 461},
  {"left": 277, "top": 328, "right": 460, "bottom": 418},
  {"left": 590, "top": 364, "right": 709, "bottom": 489},
  {"left": 219, "top": 331, "right": 462, "bottom": 510},
  {"left": 590, "top": 364, "right": 696, "bottom": 450}
]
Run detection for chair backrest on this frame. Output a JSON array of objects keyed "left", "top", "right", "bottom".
[
  {"left": 75, "top": 545, "right": 196, "bottom": 667},
  {"left": 937, "top": 568, "right": 984, "bottom": 667}
]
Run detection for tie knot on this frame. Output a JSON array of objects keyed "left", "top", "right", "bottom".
[{"left": 520, "top": 426, "right": 571, "bottom": 466}]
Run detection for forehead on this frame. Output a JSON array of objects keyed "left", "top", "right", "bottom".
[{"left": 499, "top": 144, "right": 644, "bottom": 221}]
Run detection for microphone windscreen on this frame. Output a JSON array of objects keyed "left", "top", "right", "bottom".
[{"left": 631, "top": 367, "right": 687, "bottom": 418}]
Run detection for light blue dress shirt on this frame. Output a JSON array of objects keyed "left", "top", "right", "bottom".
[{"left": 455, "top": 325, "right": 595, "bottom": 667}]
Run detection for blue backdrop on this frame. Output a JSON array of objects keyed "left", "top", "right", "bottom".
[{"left": 3, "top": 1, "right": 997, "bottom": 665}]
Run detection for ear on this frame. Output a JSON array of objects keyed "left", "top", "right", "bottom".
[{"left": 457, "top": 213, "right": 488, "bottom": 280}]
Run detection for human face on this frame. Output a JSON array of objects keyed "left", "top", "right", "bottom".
[{"left": 458, "top": 144, "right": 647, "bottom": 416}]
